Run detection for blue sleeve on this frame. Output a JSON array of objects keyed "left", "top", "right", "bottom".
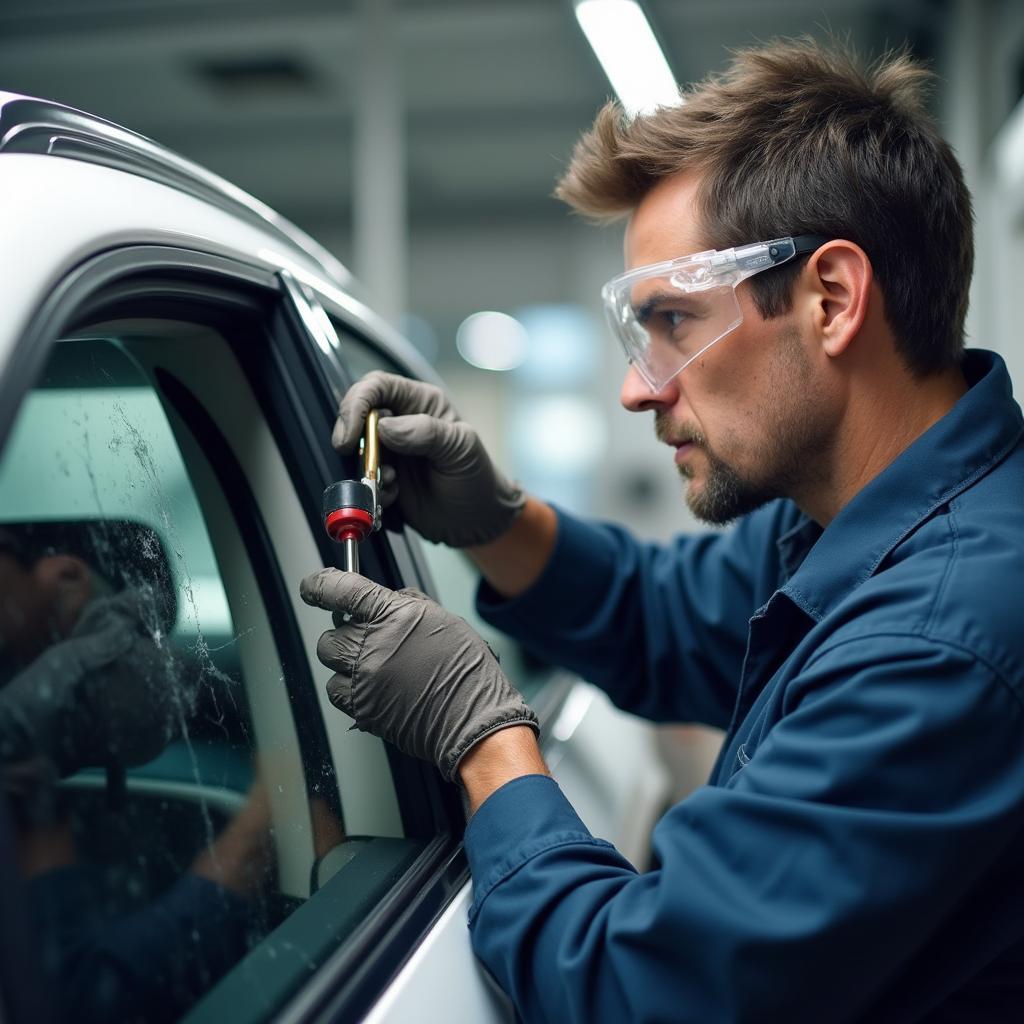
[
  {"left": 476, "top": 502, "right": 795, "bottom": 728},
  {"left": 464, "top": 635, "right": 1024, "bottom": 1023}
]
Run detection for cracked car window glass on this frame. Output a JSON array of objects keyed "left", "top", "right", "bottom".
[
  {"left": 334, "top": 323, "right": 553, "bottom": 702},
  {"left": 0, "top": 328, "right": 422, "bottom": 1024}
]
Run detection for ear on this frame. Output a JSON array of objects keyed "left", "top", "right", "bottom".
[
  {"left": 804, "top": 240, "right": 872, "bottom": 358},
  {"left": 32, "top": 555, "right": 94, "bottom": 635}
]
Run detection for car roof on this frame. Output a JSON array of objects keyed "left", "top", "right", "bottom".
[
  {"left": 0, "top": 90, "right": 350, "bottom": 288},
  {"left": 0, "top": 91, "right": 440, "bottom": 387}
]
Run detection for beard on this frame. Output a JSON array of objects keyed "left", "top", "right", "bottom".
[
  {"left": 680, "top": 436, "right": 777, "bottom": 525},
  {"left": 655, "top": 328, "right": 831, "bottom": 525},
  {"left": 654, "top": 419, "right": 781, "bottom": 525}
]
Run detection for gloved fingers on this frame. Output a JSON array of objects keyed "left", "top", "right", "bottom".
[
  {"left": 395, "top": 586, "right": 432, "bottom": 603},
  {"left": 334, "top": 373, "right": 454, "bottom": 452},
  {"left": 334, "top": 371, "right": 401, "bottom": 452},
  {"left": 316, "top": 626, "right": 363, "bottom": 674},
  {"left": 324, "top": 671, "right": 355, "bottom": 717},
  {"left": 377, "top": 413, "right": 465, "bottom": 463},
  {"left": 300, "top": 568, "right": 394, "bottom": 621}
]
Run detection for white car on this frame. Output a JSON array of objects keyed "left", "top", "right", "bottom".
[{"left": 0, "top": 92, "right": 669, "bottom": 1024}]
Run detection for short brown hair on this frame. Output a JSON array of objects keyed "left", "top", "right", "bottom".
[{"left": 556, "top": 38, "right": 974, "bottom": 377}]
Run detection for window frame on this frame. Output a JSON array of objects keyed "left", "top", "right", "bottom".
[{"left": 0, "top": 244, "right": 470, "bottom": 1024}]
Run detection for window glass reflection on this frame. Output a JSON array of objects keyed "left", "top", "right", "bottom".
[{"left": 0, "top": 333, "right": 367, "bottom": 1023}]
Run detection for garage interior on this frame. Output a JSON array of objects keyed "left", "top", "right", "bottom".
[{"left": 3, "top": 0, "right": 1023, "bottom": 810}]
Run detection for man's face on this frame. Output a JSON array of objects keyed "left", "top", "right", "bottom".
[
  {"left": 619, "top": 171, "right": 835, "bottom": 524},
  {"left": 0, "top": 552, "right": 92, "bottom": 662},
  {"left": 0, "top": 552, "right": 50, "bottom": 660}
]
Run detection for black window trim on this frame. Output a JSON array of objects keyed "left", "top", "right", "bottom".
[{"left": 0, "top": 243, "right": 470, "bottom": 1024}]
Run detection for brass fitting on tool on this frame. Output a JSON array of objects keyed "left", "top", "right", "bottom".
[{"left": 360, "top": 409, "right": 381, "bottom": 525}]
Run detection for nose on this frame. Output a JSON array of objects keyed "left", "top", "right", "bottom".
[{"left": 620, "top": 364, "right": 680, "bottom": 412}]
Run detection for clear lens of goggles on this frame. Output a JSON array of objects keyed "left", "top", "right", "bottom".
[{"left": 602, "top": 235, "right": 827, "bottom": 392}]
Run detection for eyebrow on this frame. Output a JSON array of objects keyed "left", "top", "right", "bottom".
[{"left": 632, "top": 291, "right": 702, "bottom": 326}]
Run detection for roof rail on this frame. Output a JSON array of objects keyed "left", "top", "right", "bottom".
[{"left": 0, "top": 92, "right": 350, "bottom": 286}]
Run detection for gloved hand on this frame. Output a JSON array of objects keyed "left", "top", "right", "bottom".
[
  {"left": 333, "top": 371, "right": 525, "bottom": 548},
  {"left": 300, "top": 568, "right": 539, "bottom": 781},
  {"left": 0, "top": 588, "right": 179, "bottom": 778}
]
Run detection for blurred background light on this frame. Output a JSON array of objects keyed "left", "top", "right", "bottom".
[
  {"left": 508, "top": 393, "right": 608, "bottom": 514},
  {"left": 511, "top": 394, "right": 607, "bottom": 474},
  {"left": 456, "top": 310, "right": 529, "bottom": 371},
  {"left": 574, "top": 0, "right": 680, "bottom": 117},
  {"left": 514, "top": 304, "right": 602, "bottom": 389}
]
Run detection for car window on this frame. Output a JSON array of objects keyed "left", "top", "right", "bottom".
[
  {"left": 332, "top": 322, "right": 553, "bottom": 703},
  {"left": 0, "top": 315, "right": 425, "bottom": 1024}
]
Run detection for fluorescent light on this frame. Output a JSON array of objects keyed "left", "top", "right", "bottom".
[
  {"left": 574, "top": 0, "right": 680, "bottom": 117},
  {"left": 456, "top": 311, "right": 529, "bottom": 371}
]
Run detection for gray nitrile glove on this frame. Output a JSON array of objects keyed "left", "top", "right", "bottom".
[
  {"left": 333, "top": 371, "right": 525, "bottom": 548},
  {"left": 0, "top": 589, "right": 179, "bottom": 777},
  {"left": 300, "top": 568, "right": 539, "bottom": 781}
]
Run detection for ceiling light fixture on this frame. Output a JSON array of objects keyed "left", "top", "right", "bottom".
[{"left": 574, "top": 0, "right": 680, "bottom": 117}]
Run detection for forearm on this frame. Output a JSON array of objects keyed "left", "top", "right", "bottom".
[
  {"left": 465, "top": 497, "right": 558, "bottom": 600},
  {"left": 190, "top": 781, "right": 272, "bottom": 896},
  {"left": 474, "top": 506, "right": 792, "bottom": 728},
  {"left": 459, "top": 725, "right": 549, "bottom": 815}
]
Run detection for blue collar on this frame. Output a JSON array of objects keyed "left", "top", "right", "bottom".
[{"left": 779, "top": 349, "right": 1023, "bottom": 622}]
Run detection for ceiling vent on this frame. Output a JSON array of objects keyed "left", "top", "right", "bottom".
[{"left": 194, "top": 54, "right": 319, "bottom": 97}]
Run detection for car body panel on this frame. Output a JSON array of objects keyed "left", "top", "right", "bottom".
[
  {"left": 0, "top": 153, "right": 324, "bottom": 369},
  {"left": 361, "top": 882, "right": 514, "bottom": 1024},
  {"left": 0, "top": 90, "right": 351, "bottom": 285},
  {"left": 0, "top": 153, "right": 430, "bottom": 390}
]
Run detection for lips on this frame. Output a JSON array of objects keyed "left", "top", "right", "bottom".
[
  {"left": 665, "top": 436, "right": 700, "bottom": 451},
  {"left": 673, "top": 441, "right": 697, "bottom": 465},
  {"left": 654, "top": 414, "right": 703, "bottom": 452}
]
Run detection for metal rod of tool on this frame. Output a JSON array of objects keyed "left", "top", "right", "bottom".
[{"left": 342, "top": 536, "right": 360, "bottom": 574}]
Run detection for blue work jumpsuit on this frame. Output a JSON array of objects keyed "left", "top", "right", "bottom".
[{"left": 466, "top": 349, "right": 1024, "bottom": 1022}]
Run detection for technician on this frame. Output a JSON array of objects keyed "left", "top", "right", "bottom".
[{"left": 301, "top": 38, "right": 1024, "bottom": 1022}]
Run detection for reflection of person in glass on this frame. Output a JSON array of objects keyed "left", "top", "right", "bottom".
[{"left": 0, "top": 522, "right": 273, "bottom": 1024}]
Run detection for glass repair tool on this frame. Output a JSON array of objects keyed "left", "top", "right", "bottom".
[{"left": 321, "top": 409, "right": 381, "bottom": 573}]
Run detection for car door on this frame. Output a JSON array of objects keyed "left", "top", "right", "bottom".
[{"left": 0, "top": 245, "right": 512, "bottom": 1024}]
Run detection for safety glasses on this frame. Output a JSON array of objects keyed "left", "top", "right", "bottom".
[{"left": 601, "top": 235, "right": 829, "bottom": 392}]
